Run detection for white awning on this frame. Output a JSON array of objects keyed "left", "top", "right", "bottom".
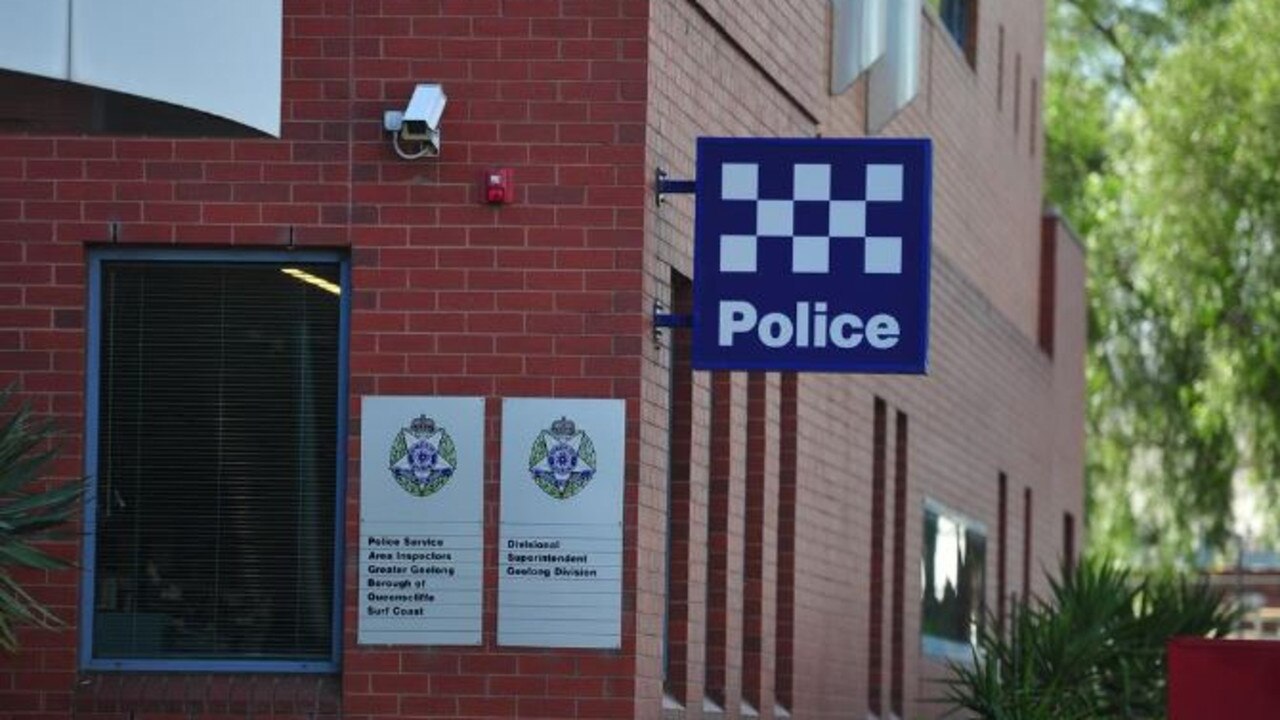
[{"left": 0, "top": 0, "right": 282, "bottom": 136}]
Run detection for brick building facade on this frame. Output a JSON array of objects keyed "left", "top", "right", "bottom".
[{"left": 0, "top": 1, "right": 1083, "bottom": 718}]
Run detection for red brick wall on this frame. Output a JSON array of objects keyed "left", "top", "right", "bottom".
[
  {"left": 0, "top": 0, "right": 1083, "bottom": 718},
  {"left": 1, "top": 0, "right": 651, "bottom": 718}
]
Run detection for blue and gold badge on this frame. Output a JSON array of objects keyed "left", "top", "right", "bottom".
[
  {"left": 389, "top": 415, "right": 457, "bottom": 497},
  {"left": 528, "top": 417, "right": 597, "bottom": 499}
]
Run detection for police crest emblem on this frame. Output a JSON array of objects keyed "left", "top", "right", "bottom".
[
  {"left": 389, "top": 415, "right": 457, "bottom": 497},
  {"left": 528, "top": 416, "right": 597, "bottom": 499}
]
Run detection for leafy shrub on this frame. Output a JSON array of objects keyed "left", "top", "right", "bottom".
[{"left": 942, "top": 556, "right": 1240, "bottom": 719}]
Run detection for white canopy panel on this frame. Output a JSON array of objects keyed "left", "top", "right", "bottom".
[
  {"left": 0, "top": 0, "right": 70, "bottom": 80},
  {"left": 0, "top": 0, "right": 282, "bottom": 136}
]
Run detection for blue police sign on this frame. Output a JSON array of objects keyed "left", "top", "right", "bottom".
[{"left": 691, "top": 137, "right": 932, "bottom": 373}]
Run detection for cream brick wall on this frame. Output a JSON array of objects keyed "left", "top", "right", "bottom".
[{"left": 641, "top": 1, "right": 1083, "bottom": 718}]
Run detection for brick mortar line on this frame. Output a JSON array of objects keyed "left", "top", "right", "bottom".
[{"left": 683, "top": 0, "right": 821, "bottom": 125}]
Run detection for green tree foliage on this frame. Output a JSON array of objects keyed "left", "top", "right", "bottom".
[
  {"left": 1046, "top": 0, "right": 1228, "bottom": 230},
  {"left": 1048, "top": 0, "right": 1280, "bottom": 564},
  {"left": 941, "top": 557, "right": 1239, "bottom": 719},
  {"left": 0, "top": 389, "right": 82, "bottom": 651}
]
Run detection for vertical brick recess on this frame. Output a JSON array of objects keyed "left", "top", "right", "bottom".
[
  {"left": 774, "top": 373, "right": 798, "bottom": 713},
  {"left": 742, "top": 373, "right": 766, "bottom": 712},
  {"left": 1014, "top": 52, "right": 1023, "bottom": 136},
  {"left": 1064, "top": 512, "right": 1076, "bottom": 571},
  {"left": 1024, "top": 487, "right": 1035, "bottom": 601},
  {"left": 1039, "top": 215, "right": 1058, "bottom": 355},
  {"left": 997, "top": 24, "right": 1006, "bottom": 111},
  {"left": 705, "top": 372, "right": 733, "bottom": 708},
  {"left": 664, "top": 272, "right": 694, "bottom": 702},
  {"left": 866, "top": 397, "right": 888, "bottom": 716},
  {"left": 890, "top": 410, "right": 909, "bottom": 717},
  {"left": 1030, "top": 77, "right": 1040, "bottom": 156},
  {"left": 998, "top": 471, "right": 1009, "bottom": 637}
]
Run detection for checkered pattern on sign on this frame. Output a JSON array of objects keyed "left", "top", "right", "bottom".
[{"left": 717, "top": 162, "right": 905, "bottom": 276}]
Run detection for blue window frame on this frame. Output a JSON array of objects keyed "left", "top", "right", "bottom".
[{"left": 80, "top": 248, "right": 349, "bottom": 673}]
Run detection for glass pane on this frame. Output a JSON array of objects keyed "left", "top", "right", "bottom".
[
  {"left": 92, "top": 260, "right": 340, "bottom": 662},
  {"left": 922, "top": 506, "right": 986, "bottom": 647},
  {"left": 932, "top": 0, "right": 969, "bottom": 50}
]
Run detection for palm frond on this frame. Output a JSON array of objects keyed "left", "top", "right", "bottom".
[{"left": 0, "top": 386, "right": 85, "bottom": 653}]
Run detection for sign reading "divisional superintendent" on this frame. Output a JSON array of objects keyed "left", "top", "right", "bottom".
[
  {"left": 692, "top": 137, "right": 932, "bottom": 374},
  {"left": 498, "top": 398, "right": 625, "bottom": 649}
]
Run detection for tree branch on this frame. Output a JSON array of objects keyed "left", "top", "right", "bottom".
[{"left": 1063, "top": 0, "right": 1141, "bottom": 96}]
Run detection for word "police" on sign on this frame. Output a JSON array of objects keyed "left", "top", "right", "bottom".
[{"left": 718, "top": 300, "right": 899, "bottom": 350}]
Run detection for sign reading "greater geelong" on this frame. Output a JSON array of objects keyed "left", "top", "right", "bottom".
[
  {"left": 692, "top": 137, "right": 932, "bottom": 373},
  {"left": 358, "top": 396, "right": 484, "bottom": 646}
]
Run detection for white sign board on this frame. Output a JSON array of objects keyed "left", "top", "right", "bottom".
[
  {"left": 498, "top": 398, "right": 625, "bottom": 648},
  {"left": 358, "top": 396, "right": 484, "bottom": 645}
]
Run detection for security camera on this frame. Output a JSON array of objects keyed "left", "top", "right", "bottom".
[
  {"left": 400, "top": 84, "right": 446, "bottom": 140},
  {"left": 384, "top": 84, "right": 446, "bottom": 159}
]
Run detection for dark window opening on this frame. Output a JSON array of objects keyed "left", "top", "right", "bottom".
[
  {"left": 89, "top": 253, "right": 344, "bottom": 667},
  {"left": 931, "top": 0, "right": 979, "bottom": 65},
  {"left": 922, "top": 504, "right": 987, "bottom": 658}
]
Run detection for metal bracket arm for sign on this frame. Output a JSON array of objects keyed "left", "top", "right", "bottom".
[
  {"left": 654, "top": 168, "right": 695, "bottom": 207},
  {"left": 652, "top": 300, "right": 693, "bottom": 328},
  {"left": 652, "top": 300, "right": 693, "bottom": 347},
  {"left": 652, "top": 170, "right": 696, "bottom": 336}
]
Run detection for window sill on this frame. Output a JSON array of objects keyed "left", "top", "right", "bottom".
[
  {"left": 82, "top": 657, "right": 338, "bottom": 674},
  {"left": 662, "top": 692, "right": 685, "bottom": 720},
  {"left": 73, "top": 672, "right": 341, "bottom": 717},
  {"left": 922, "top": 634, "right": 979, "bottom": 663}
]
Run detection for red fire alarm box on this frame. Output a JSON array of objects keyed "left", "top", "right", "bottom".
[{"left": 484, "top": 168, "right": 513, "bottom": 204}]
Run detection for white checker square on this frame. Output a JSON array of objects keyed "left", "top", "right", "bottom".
[
  {"left": 757, "top": 200, "right": 794, "bottom": 236},
  {"left": 792, "top": 237, "right": 830, "bottom": 274},
  {"left": 829, "top": 200, "right": 866, "bottom": 237},
  {"left": 720, "top": 235, "right": 758, "bottom": 273},
  {"left": 866, "top": 164, "right": 904, "bottom": 202},
  {"left": 864, "top": 236, "right": 902, "bottom": 274},
  {"left": 721, "top": 163, "right": 759, "bottom": 200},
  {"left": 793, "top": 164, "right": 831, "bottom": 201}
]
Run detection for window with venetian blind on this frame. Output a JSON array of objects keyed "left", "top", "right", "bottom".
[{"left": 84, "top": 249, "right": 346, "bottom": 671}]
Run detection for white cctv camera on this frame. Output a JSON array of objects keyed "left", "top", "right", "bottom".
[{"left": 384, "top": 84, "right": 446, "bottom": 159}]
